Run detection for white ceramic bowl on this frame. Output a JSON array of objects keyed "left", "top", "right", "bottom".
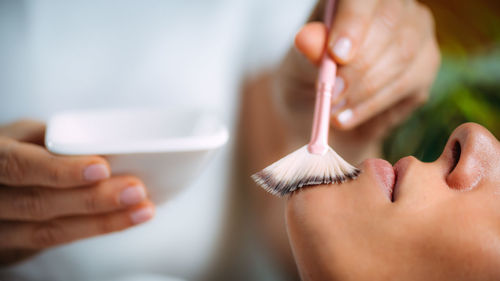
[{"left": 45, "top": 108, "right": 228, "bottom": 204}]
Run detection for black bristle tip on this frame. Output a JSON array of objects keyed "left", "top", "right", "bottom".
[{"left": 251, "top": 168, "right": 362, "bottom": 197}]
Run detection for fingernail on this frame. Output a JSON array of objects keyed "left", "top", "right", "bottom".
[
  {"left": 333, "top": 76, "right": 345, "bottom": 97},
  {"left": 130, "top": 206, "right": 154, "bottom": 224},
  {"left": 119, "top": 185, "right": 146, "bottom": 206},
  {"left": 84, "top": 164, "right": 110, "bottom": 182},
  {"left": 336, "top": 109, "right": 353, "bottom": 124},
  {"left": 332, "top": 37, "right": 352, "bottom": 61}
]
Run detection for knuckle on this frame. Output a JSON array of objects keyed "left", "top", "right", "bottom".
[
  {"left": 96, "top": 214, "right": 117, "bottom": 234},
  {"left": 46, "top": 156, "right": 64, "bottom": 185},
  {"left": 377, "top": 2, "right": 401, "bottom": 32},
  {"left": 397, "top": 28, "right": 419, "bottom": 63},
  {"left": 32, "top": 221, "right": 63, "bottom": 248},
  {"left": 13, "top": 188, "right": 48, "bottom": 219},
  {"left": 352, "top": 56, "right": 371, "bottom": 73},
  {"left": 346, "top": 11, "right": 370, "bottom": 32},
  {"left": 47, "top": 168, "right": 62, "bottom": 185},
  {"left": 0, "top": 141, "right": 25, "bottom": 184},
  {"left": 361, "top": 76, "right": 377, "bottom": 97},
  {"left": 394, "top": 73, "right": 412, "bottom": 96},
  {"left": 82, "top": 188, "right": 100, "bottom": 213}
]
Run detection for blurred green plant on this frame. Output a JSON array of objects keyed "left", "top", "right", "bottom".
[{"left": 383, "top": 46, "right": 500, "bottom": 163}]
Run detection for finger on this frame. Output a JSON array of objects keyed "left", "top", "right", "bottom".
[
  {"left": 339, "top": 38, "right": 421, "bottom": 108},
  {"left": 298, "top": 0, "right": 407, "bottom": 100},
  {"left": 327, "top": 0, "right": 379, "bottom": 64},
  {"left": 332, "top": 79, "right": 423, "bottom": 131},
  {"left": 333, "top": 90, "right": 428, "bottom": 142},
  {"left": 295, "top": 22, "right": 328, "bottom": 65},
  {"left": 337, "top": 1, "right": 429, "bottom": 108},
  {"left": 348, "top": 0, "right": 406, "bottom": 71},
  {"left": 1, "top": 202, "right": 155, "bottom": 249},
  {"left": 332, "top": 37, "right": 439, "bottom": 129},
  {"left": 0, "top": 138, "right": 110, "bottom": 187},
  {"left": 0, "top": 120, "right": 46, "bottom": 145},
  {"left": 0, "top": 176, "right": 147, "bottom": 221}
]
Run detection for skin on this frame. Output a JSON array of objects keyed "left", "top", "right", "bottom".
[
  {"left": 286, "top": 123, "right": 500, "bottom": 281},
  {"left": 0, "top": 120, "right": 154, "bottom": 266},
  {"left": 240, "top": 0, "right": 439, "bottom": 277}
]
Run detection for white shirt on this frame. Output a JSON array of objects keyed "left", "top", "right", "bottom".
[{"left": 0, "top": 1, "right": 314, "bottom": 280}]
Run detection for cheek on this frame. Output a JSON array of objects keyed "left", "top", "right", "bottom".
[
  {"left": 486, "top": 148, "right": 500, "bottom": 188},
  {"left": 453, "top": 204, "right": 500, "bottom": 275}
]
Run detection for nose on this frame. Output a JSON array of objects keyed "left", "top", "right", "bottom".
[{"left": 444, "top": 123, "right": 500, "bottom": 190}]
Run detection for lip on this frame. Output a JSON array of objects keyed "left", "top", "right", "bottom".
[{"left": 366, "top": 159, "right": 396, "bottom": 200}]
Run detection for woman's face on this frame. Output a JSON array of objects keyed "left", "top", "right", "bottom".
[{"left": 286, "top": 123, "right": 500, "bottom": 281}]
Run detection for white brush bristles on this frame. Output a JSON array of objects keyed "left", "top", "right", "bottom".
[{"left": 251, "top": 145, "right": 360, "bottom": 196}]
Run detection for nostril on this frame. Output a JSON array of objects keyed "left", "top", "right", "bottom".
[
  {"left": 450, "top": 141, "right": 461, "bottom": 174},
  {"left": 444, "top": 123, "right": 496, "bottom": 190},
  {"left": 446, "top": 140, "right": 482, "bottom": 191}
]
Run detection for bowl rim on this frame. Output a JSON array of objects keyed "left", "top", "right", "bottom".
[{"left": 45, "top": 108, "right": 229, "bottom": 155}]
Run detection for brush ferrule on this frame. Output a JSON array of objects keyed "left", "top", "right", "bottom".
[
  {"left": 317, "top": 82, "right": 335, "bottom": 93},
  {"left": 307, "top": 142, "right": 328, "bottom": 155}
]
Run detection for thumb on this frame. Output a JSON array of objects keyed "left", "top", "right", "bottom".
[
  {"left": 294, "top": 22, "right": 327, "bottom": 65},
  {"left": 327, "top": 0, "right": 378, "bottom": 64},
  {"left": 0, "top": 120, "right": 46, "bottom": 145}
]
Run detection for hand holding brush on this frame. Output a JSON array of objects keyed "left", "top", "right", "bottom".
[
  {"left": 252, "top": 0, "right": 360, "bottom": 196},
  {"left": 275, "top": 0, "right": 440, "bottom": 163}
]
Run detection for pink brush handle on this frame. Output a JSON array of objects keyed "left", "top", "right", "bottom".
[{"left": 307, "top": 0, "right": 337, "bottom": 155}]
